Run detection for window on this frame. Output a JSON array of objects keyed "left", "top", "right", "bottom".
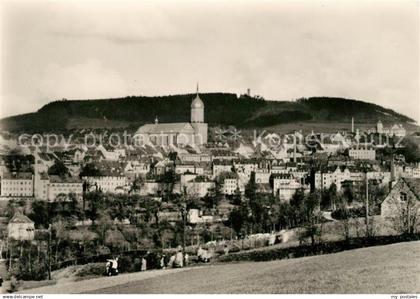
[{"left": 400, "top": 192, "right": 408, "bottom": 202}]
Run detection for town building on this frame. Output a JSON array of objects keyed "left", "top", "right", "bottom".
[
  {"left": 34, "top": 172, "right": 50, "bottom": 200},
  {"left": 47, "top": 175, "right": 83, "bottom": 201},
  {"left": 83, "top": 175, "right": 127, "bottom": 193},
  {"left": 381, "top": 177, "right": 419, "bottom": 219},
  {"left": 124, "top": 160, "right": 151, "bottom": 178},
  {"left": 178, "top": 152, "right": 211, "bottom": 163},
  {"left": 376, "top": 120, "right": 406, "bottom": 137},
  {"left": 135, "top": 86, "right": 208, "bottom": 146},
  {"left": 184, "top": 176, "right": 215, "bottom": 198},
  {"left": 272, "top": 174, "right": 308, "bottom": 201},
  {"left": 175, "top": 164, "right": 204, "bottom": 175},
  {"left": 390, "top": 124, "right": 406, "bottom": 137},
  {"left": 348, "top": 148, "right": 376, "bottom": 160},
  {"left": 1, "top": 172, "right": 33, "bottom": 197},
  {"left": 7, "top": 213, "right": 35, "bottom": 241},
  {"left": 213, "top": 162, "right": 233, "bottom": 178},
  {"left": 315, "top": 167, "right": 352, "bottom": 190},
  {"left": 255, "top": 169, "right": 271, "bottom": 184},
  {"left": 222, "top": 177, "right": 239, "bottom": 195},
  {"left": 234, "top": 161, "right": 258, "bottom": 183}
]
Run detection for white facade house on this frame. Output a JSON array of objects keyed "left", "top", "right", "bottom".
[
  {"left": 179, "top": 153, "right": 211, "bottom": 163},
  {"left": 255, "top": 169, "right": 271, "bottom": 184},
  {"left": 272, "top": 174, "right": 308, "bottom": 201},
  {"left": 349, "top": 148, "right": 376, "bottom": 160},
  {"left": 47, "top": 175, "right": 83, "bottom": 201},
  {"left": 83, "top": 175, "right": 127, "bottom": 193},
  {"left": 222, "top": 178, "right": 239, "bottom": 195},
  {"left": 390, "top": 124, "right": 406, "bottom": 137},
  {"left": 8, "top": 213, "right": 35, "bottom": 241},
  {"left": 1, "top": 172, "right": 33, "bottom": 197},
  {"left": 315, "top": 167, "right": 352, "bottom": 190},
  {"left": 124, "top": 160, "right": 150, "bottom": 177},
  {"left": 213, "top": 163, "right": 233, "bottom": 178},
  {"left": 234, "top": 162, "right": 258, "bottom": 182},
  {"left": 34, "top": 172, "right": 50, "bottom": 200}
]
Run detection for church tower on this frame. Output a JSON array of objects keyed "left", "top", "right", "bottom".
[
  {"left": 190, "top": 83, "right": 207, "bottom": 145},
  {"left": 191, "top": 83, "right": 204, "bottom": 123}
]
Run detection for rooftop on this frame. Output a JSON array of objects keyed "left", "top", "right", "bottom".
[
  {"left": 2, "top": 172, "right": 32, "bottom": 180},
  {"left": 9, "top": 213, "right": 34, "bottom": 224}
]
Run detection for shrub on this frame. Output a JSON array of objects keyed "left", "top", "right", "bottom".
[
  {"left": 331, "top": 207, "right": 365, "bottom": 220},
  {"left": 75, "top": 263, "right": 105, "bottom": 277},
  {"left": 217, "top": 234, "right": 420, "bottom": 263},
  {"left": 7, "top": 276, "right": 19, "bottom": 293},
  {"left": 117, "top": 256, "right": 133, "bottom": 273}
]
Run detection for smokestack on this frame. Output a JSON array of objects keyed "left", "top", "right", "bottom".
[
  {"left": 351, "top": 117, "right": 354, "bottom": 133},
  {"left": 247, "top": 88, "right": 251, "bottom": 97},
  {"left": 293, "top": 132, "right": 297, "bottom": 163}
]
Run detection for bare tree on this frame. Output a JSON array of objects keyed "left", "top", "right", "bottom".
[{"left": 389, "top": 195, "right": 419, "bottom": 236}]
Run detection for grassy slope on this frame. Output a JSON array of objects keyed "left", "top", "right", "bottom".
[{"left": 90, "top": 241, "right": 420, "bottom": 294}]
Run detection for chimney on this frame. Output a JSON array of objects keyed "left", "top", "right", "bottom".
[
  {"left": 351, "top": 117, "right": 354, "bottom": 133},
  {"left": 293, "top": 132, "right": 297, "bottom": 163},
  {"left": 155, "top": 116, "right": 158, "bottom": 125},
  {"left": 247, "top": 88, "right": 251, "bottom": 97}
]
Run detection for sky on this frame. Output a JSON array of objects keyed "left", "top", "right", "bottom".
[{"left": 1, "top": 0, "right": 419, "bottom": 122}]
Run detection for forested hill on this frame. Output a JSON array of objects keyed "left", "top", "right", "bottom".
[{"left": 0, "top": 93, "right": 415, "bottom": 132}]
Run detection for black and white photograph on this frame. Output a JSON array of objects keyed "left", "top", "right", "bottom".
[{"left": 0, "top": 0, "right": 419, "bottom": 296}]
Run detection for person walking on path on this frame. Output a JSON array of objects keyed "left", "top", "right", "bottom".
[
  {"left": 141, "top": 257, "right": 147, "bottom": 271},
  {"left": 160, "top": 255, "right": 166, "bottom": 269}
]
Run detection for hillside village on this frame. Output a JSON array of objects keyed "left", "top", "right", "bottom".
[{"left": 0, "top": 92, "right": 419, "bottom": 284}]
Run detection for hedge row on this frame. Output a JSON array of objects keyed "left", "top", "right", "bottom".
[{"left": 217, "top": 234, "right": 420, "bottom": 263}]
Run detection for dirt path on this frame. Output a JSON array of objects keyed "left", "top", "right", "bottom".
[{"left": 19, "top": 267, "right": 202, "bottom": 294}]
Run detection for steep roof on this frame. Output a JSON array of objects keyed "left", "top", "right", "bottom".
[
  {"left": 38, "top": 152, "right": 56, "bottom": 161},
  {"left": 136, "top": 123, "right": 195, "bottom": 135},
  {"left": 272, "top": 173, "right": 293, "bottom": 179},
  {"left": 2, "top": 172, "right": 32, "bottom": 180},
  {"left": 49, "top": 175, "right": 82, "bottom": 183},
  {"left": 403, "top": 177, "right": 420, "bottom": 200},
  {"left": 191, "top": 95, "right": 204, "bottom": 109},
  {"left": 9, "top": 213, "right": 34, "bottom": 224}
]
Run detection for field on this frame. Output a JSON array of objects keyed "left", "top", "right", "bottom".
[
  {"left": 18, "top": 241, "right": 418, "bottom": 294},
  {"left": 89, "top": 241, "right": 419, "bottom": 294}
]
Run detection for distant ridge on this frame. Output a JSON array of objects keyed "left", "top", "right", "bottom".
[{"left": 0, "top": 93, "right": 415, "bottom": 132}]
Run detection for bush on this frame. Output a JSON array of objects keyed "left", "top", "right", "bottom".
[
  {"left": 7, "top": 276, "right": 19, "bottom": 293},
  {"left": 331, "top": 207, "right": 365, "bottom": 220},
  {"left": 217, "top": 234, "right": 420, "bottom": 263},
  {"left": 118, "top": 256, "right": 134, "bottom": 273},
  {"left": 133, "top": 258, "right": 142, "bottom": 272},
  {"left": 9, "top": 259, "right": 47, "bottom": 281},
  {"left": 75, "top": 263, "right": 105, "bottom": 277}
]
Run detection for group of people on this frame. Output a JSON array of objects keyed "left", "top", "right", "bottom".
[
  {"left": 164, "top": 250, "right": 189, "bottom": 269},
  {"left": 105, "top": 255, "right": 148, "bottom": 276},
  {"left": 104, "top": 246, "right": 212, "bottom": 277}
]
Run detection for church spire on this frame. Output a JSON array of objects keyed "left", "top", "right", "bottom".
[{"left": 196, "top": 82, "right": 199, "bottom": 95}]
